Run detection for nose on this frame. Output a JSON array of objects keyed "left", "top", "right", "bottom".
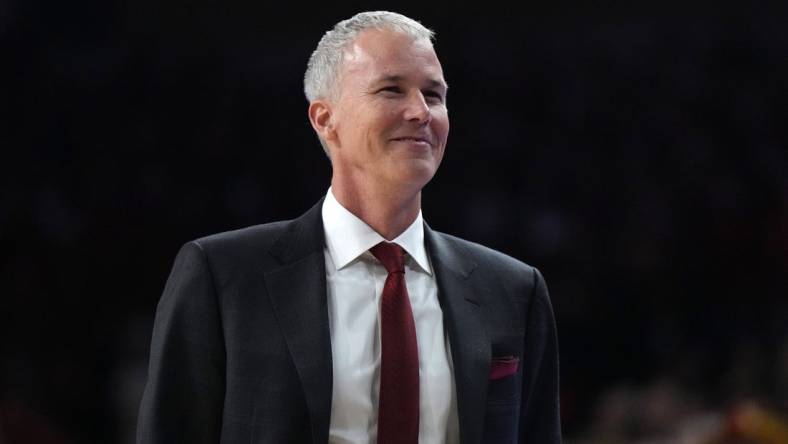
[{"left": 403, "top": 90, "right": 431, "bottom": 125}]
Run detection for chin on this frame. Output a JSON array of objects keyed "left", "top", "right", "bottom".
[{"left": 392, "top": 164, "right": 438, "bottom": 189}]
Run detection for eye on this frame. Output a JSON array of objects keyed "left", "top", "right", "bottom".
[
  {"left": 424, "top": 90, "right": 444, "bottom": 104},
  {"left": 379, "top": 86, "right": 402, "bottom": 94}
]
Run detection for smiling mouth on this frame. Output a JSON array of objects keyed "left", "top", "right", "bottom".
[{"left": 392, "top": 137, "right": 432, "bottom": 146}]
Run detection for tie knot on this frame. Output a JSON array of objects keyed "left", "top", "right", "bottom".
[{"left": 370, "top": 241, "right": 406, "bottom": 274}]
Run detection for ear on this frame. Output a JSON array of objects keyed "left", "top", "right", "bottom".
[{"left": 308, "top": 99, "right": 336, "bottom": 144}]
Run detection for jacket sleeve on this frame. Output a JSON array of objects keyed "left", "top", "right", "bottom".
[
  {"left": 519, "top": 267, "right": 562, "bottom": 443},
  {"left": 136, "top": 241, "right": 226, "bottom": 444}
]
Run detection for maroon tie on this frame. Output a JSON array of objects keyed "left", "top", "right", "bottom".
[{"left": 370, "top": 241, "right": 419, "bottom": 444}]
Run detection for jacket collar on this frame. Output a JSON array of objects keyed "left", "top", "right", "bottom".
[
  {"left": 264, "top": 199, "right": 333, "bottom": 444},
  {"left": 425, "top": 224, "right": 490, "bottom": 444}
]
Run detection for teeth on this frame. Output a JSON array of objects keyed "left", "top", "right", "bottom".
[{"left": 393, "top": 137, "right": 430, "bottom": 145}]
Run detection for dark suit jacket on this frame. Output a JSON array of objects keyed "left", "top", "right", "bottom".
[{"left": 137, "top": 200, "right": 561, "bottom": 443}]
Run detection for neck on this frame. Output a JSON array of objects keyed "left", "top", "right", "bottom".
[{"left": 331, "top": 177, "right": 422, "bottom": 241}]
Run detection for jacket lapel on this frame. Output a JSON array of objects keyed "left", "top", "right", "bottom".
[
  {"left": 264, "top": 200, "right": 332, "bottom": 444},
  {"left": 425, "top": 225, "right": 490, "bottom": 444}
]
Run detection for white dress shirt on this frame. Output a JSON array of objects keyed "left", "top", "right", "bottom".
[{"left": 322, "top": 188, "right": 459, "bottom": 444}]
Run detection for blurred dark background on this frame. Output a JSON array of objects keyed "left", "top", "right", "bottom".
[{"left": 1, "top": 1, "right": 786, "bottom": 443}]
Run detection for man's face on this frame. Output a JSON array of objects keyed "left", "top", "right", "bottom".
[{"left": 325, "top": 28, "right": 449, "bottom": 193}]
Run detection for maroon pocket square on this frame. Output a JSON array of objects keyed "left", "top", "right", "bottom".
[{"left": 489, "top": 355, "right": 520, "bottom": 380}]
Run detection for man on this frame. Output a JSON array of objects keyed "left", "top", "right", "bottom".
[{"left": 137, "top": 11, "right": 561, "bottom": 444}]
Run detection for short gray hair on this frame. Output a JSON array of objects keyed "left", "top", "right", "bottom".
[{"left": 304, "top": 11, "right": 435, "bottom": 103}]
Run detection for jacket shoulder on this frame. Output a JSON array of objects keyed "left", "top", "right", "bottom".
[
  {"left": 191, "top": 220, "right": 291, "bottom": 252},
  {"left": 174, "top": 219, "right": 296, "bottom": 279},
  {"left": 432, "top": 230, "right": 536, "bottom": 275}
]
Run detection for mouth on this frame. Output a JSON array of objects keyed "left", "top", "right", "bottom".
[{"left": 391, "top": 137, "right": 433, "bottom": 147}]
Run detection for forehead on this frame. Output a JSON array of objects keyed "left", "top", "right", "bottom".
[{"left": 340, "top": 28, "right": 445, "bottom": 86}]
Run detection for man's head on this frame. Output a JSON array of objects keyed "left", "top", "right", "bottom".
[
  {"left": 305, "top": 11, "right": 449, "bottom": 196},
  {"left": 304, "top": 11, "right": 436, "bottom": 105}
]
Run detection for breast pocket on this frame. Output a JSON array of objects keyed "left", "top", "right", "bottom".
[
  {"left": 487, "top": 354, "right": 521, "bottom": 405},
  {"left": 487, "top": 372, "right": 521, "bottom": 405},
  {"left": 483, "top": 366, "right": 522, "bottom": 443}
]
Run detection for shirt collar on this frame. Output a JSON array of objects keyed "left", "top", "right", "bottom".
[{"left": 321, "top": 188, "right": 432, "bottom": 275}]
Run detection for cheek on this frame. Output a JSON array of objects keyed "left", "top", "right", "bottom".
[
  {"left": 367, "top": 109, "right": 398, "bottom": 140},
  {"left": 433, "top": 111, "right": 450, "bottom": 142}
]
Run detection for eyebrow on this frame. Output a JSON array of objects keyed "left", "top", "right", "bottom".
[{"left": 373, "top": 74, "right": 449, "bottom": 91}]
